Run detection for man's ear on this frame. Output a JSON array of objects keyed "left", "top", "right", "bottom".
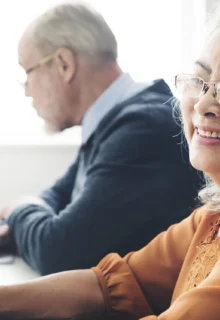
[{"left": 54, "top": 48, "right": 76, "bottom": 83}]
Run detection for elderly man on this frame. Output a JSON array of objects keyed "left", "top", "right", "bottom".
[{"left": 0, "top": 2, "right": 202, "bottom": 275}]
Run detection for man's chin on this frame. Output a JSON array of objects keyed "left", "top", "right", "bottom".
[{"left": 42, "top": 122, "right": 60, "bottom": 135}]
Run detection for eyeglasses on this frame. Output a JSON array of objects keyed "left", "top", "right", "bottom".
[
  {"left": 25, "top": 54, "right": 54, "bottom": 74},
  {"left": 18, "top": 54, "right": 54, "bottom": 88},
  {"left": 175, "top": 73, "right": 220, "bottom": 102}
]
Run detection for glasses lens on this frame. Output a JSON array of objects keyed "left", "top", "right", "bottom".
[
  {"left": 176, "top": 74, "right": 203, "bottom": 98},
  {"left": 215, "top": 83, "right": 220, "bottom": 102}
]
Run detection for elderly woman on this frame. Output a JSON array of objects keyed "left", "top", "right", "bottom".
[{"left": 1, "top": 10, "right": 220, "bottom": 320}]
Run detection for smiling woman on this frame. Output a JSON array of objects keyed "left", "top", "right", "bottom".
[
  {"left": 179, "top": 24, "right": 220, "bottom": 212},
  {"left": 0, "top": 0, "right": 206, "bottom": 145}
]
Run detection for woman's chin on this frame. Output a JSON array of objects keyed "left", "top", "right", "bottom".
[{"left": 190, "top": 154, "right": 219, "bottom": 177}]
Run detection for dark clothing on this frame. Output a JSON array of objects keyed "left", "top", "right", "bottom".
[{"left": 8, "top": 79, "right": 202, "bottom": 275}]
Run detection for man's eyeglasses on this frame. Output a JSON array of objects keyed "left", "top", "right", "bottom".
[
  {"left": 175, "top": 73, "right": 220, "bottom": 102},
  {"left": 18, "top": 54, "right": 54, "bottom": 88},
  {"left": 25, "top": 54, "right": 54, "bottom": 74}
]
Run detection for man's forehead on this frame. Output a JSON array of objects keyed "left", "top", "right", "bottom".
[
  {"left": 19, "top": 24, "right": 34, "bottom": 48},
  {"left": 18, "top": 23, "right": 39, "bottom": 65},
  {"left": 18, "top": 37, "right": 38, "bottom": 66}
]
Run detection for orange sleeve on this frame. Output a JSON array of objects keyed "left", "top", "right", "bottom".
[{"left": 92, "top": 208, "right": 202, "bottom": 319}]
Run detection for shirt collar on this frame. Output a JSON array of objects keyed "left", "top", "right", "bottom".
[{"left": 82, "top": 73, "right": 151, "bottom": 144}]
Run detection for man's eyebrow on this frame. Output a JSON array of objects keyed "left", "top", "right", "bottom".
[{"left": 194, "top": 60, "right": 212, "bottom": 74}]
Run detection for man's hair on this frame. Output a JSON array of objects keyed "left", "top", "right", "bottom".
[{"left": 32, "top": 2, "right": 118, "bottom": 63}]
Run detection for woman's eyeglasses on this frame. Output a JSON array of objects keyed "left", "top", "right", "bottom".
[{"left": 175, "top": 73, "right": 220, "bottom": 102}]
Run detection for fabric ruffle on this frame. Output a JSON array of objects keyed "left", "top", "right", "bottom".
[{"left": 92, "top": 253, "right": 152, "bottom": 319}]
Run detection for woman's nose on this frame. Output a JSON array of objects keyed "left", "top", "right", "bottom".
[{"left": 194, "top": 85, "right": 220, "bottom": 117}]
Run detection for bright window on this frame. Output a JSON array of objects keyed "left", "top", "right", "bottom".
[{"left": 0, "top": 0, "right": 206, "bottom": 145}]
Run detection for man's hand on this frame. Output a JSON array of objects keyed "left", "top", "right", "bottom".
[
  {"left": 0, "top": 203, "right": 20, "bottom": 248},
  {"left": 0, "top": 196, "right": 46, "bottom": 249},
  {"left": 0, "top": 196, "right": 46, "bottom": 220},
  {"left": 0, "top": 221, "right": 11, "bottom": 247}
]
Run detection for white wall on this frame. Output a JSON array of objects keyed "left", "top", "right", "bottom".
[{"left": 0, "top": 145, "right": 77, "bottom": 206}]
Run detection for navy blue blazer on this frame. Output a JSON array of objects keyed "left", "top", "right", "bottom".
[{"left": 8, "top": 79, "right": 202, "bottom": 275}]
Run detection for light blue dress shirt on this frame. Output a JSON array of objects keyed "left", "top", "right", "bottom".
[{"left": 82, "top": 73, "right": 151, "bottom": 145}]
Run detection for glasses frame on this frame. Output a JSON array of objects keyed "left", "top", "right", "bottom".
[
  {"left": 25, "top": 54, "right": 54, "bottom": 74},
  {"left": 174, "top": 73, "right": 220, "bottom": 99}
]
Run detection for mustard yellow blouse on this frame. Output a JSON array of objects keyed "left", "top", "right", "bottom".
[{"left": 92, "top": 205, "right": 220, "bottom": 319}]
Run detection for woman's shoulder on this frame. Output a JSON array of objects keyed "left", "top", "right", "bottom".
[{"left": 193, "top": 203, "right": 220, "bottom": 225}]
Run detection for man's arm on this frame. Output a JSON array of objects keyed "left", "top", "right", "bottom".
[
  {"left": 7, "top": 105, "right": 200, "bottom": 274},
  {"left": 39, "top": 154, "right": 79, "bottom": 213},
  {"left": 0, "top": 155, "right": 79, "bottom": 251}
]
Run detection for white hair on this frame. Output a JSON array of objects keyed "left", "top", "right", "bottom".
[{"left": 31, "top": 1, "right": 118, "bottom": 63}]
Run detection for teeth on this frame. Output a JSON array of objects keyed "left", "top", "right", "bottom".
[{"left": 197, "top": 128, "right": 220, "bottom": 138}]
